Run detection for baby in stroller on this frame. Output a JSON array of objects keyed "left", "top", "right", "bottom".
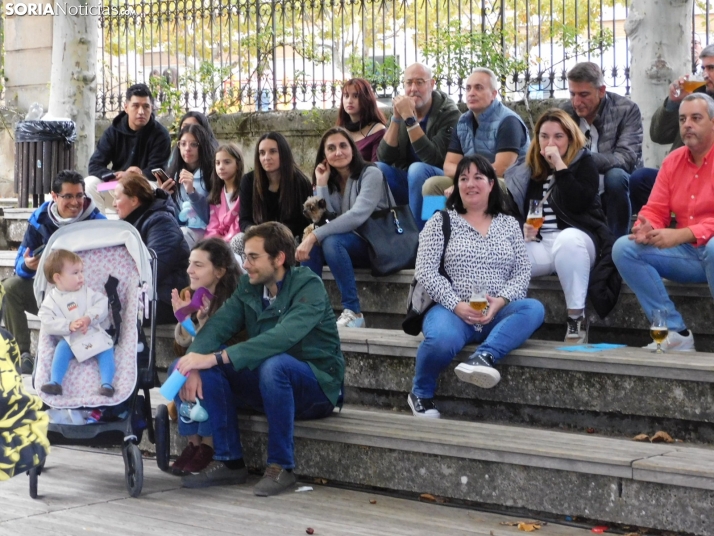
[{"left": 38, "top": 249, "right": 115, "bottom": 397}]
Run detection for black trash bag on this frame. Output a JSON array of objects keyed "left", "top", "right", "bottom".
[{"left": 15, "top": 120, "right": 77, "bottom": 145}]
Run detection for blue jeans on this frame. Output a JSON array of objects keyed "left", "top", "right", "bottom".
[
  {"left": 198, "top": 353, "right": 334, "bottom": 468},
  {"left": 168, "top": 358, "right": 212, "bottom": 438},
  {"left": 375, "top": 162, "right": 408, "bottom": 206},
  {"left": 412, "top": 300, "right": 545, "bottom": 399},
  {"left": 302, "top": 232, "right": 370, "bottom": 313},
  {"left": 602, "top": 168, "right": 632, "bottom": 239},
  {"left": 407, "top": 163, "right": 444, "bottom": 230},
  {"left": 629, "top": 167, "right": 658, "bottom": 215},
  {"left": 51, "top": 338, "right": 115, "bottom": 386},
  {"left": 612, "top": 236, "right": 714, "bottom": 332}
]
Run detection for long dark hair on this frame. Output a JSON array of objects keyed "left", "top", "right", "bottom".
[
  {"left": 336, "top": 78, "right": 387, "bottom": 130},
  {"left": 191, "top": 238, "right": 239, "bottom": 317},
  {"left": 252, "top": 132, "right": 310, "bottom": 223},
  {"left": 313, "top": 127, "right": 367, "bottom": 194},
  {"left": 209, "top": 143, "right": 244, "bottom": 205},
  {"left": 167, "top": 124, "right": 215, "bottom": 202},
  {"left": 178, "top": 111, "right": 218, "bottom": 148},
  {"left": 447, "top": 154, "right": 504, "bottom": 216}
]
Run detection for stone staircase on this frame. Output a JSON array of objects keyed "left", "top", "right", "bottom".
[{"left": 5, "top": 206, "right": 714, "bottom": 535}]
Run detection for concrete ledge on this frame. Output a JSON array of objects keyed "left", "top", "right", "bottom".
[
  {"left": 236, "top": 407, "right": 714, "bottom": 536},
  {"left": 0, "top": 208, "right": 119, "bottom": 245}
]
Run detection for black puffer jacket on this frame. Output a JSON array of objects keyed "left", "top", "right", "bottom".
[
  {"left": 124, "top": 189, "right": 189, "bottom": 307},
  {"left": 505, "top": 150, "right": 622, "bottom": 318}
]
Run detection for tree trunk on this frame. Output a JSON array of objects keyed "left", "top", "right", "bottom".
[
  {"left": 46, "top": 1, "right": 98, "bottom": 176},
  {"left": 626, "top": 0, "right": 693, "bottom": 168}
]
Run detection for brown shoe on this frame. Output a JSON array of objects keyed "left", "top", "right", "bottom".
[
  {"left": 254, "top": 463, "right": 297, "bottom": 496},
  {"left": 98, "top": 384, "right": 115, "bottom": 397},
  {"left": 183, "top": 444, "right": 214, "bottom": 474},
  {"left": 41, "top": 382, "right": 63, "bottom": 395},
  {"left": 171, "top": 443, "right": 198, "bottom": 476}
]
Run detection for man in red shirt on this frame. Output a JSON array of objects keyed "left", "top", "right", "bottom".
[{"left": 612, "top": 93, "right": 714, "bottom": 352}]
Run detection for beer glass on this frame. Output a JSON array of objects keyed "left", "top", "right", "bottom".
[
  {"left": 650, "top": 309, "right": 668, "bottom": 354},
  {"left": 469, "top": 284, "right": 488, "bottom": 313},
  {"left": 526, "top": 199, "right": 544, "bottom": 230},
  {"left": 681, "top": 74, "right": 706, "bottom": 94}
]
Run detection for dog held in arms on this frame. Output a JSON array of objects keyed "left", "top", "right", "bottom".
[{"left": 302, "top": 196, "right": 337, "bottom": 241}]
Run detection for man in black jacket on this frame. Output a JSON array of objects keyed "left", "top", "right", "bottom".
[{"left": 85, "top": 84, "right": 171, "bottom": 213}]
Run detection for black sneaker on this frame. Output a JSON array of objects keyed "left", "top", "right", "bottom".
[
  {"left": 41, "top": 382, "right": 62, "bottom": 395},
  {"left": 181, "top": 460, "right": 248, "bottom": 488},
  {"left": 20, "top": 352, "right": 34, "bottom": 375},
  {"left": 565, "top": 315, "right": 588, "bottom": 344},
  {"left": 454, "top": 351, "right": 501, "bottom": 389},
  {"left": 407, "top": 392, "right": 441, "bottom": 419}
]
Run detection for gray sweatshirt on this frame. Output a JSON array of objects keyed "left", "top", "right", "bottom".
[{"left": 312, "top": 165, "right": 395, "bottom": 241}]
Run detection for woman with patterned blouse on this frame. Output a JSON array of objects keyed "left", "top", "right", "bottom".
[{"left": 408, "top": 154, "right": 544, "bottom": 419}]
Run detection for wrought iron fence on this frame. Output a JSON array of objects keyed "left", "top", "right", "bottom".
[{"left": 96, "top": 0, "right": 710, "bottom": 117}]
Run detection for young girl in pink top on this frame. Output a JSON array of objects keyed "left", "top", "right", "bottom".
[{"left": 205, "top": 143, "right": 244, "bottom": 242}]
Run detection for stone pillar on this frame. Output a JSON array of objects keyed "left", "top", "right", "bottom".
[{"left": 4, "top": 12, "right": 53, "bottom": 111}]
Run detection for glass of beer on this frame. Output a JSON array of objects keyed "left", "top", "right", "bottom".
[
  {"left": 526, "top": 199, "right": 544, "bottom": 230},
  {"left": 681, "top": 74, "right": 706, "bottom": 94},
  {"left": 469, "top": 284, "right": 488, "bottom": 314},
  {"left": 650, "top": 309, "right": 668, "bottom": 354}
]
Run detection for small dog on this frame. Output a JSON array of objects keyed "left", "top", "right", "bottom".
[{"left": 302, "top": 196, "right": 337, "bottom": 241}]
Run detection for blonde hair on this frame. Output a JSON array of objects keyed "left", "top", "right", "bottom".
[
  {"left": 43, "top": 249, "right": 82, "bottom": 283},
  {"left": 527, "top": 108, "right": 586, "bottom": 182}
]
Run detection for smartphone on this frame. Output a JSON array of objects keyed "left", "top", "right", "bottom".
[
  {"left": 32, "top": 244, "right": 46, "bottom": 257},
  {"left": 152, "top": 168, "right": 172, "bottom": 183}
]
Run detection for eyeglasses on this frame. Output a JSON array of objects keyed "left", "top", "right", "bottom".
[
  {"left": 402, "top": 78, "right": 431, "bottom": 88},
  {"left": 244, "top": 253, "right": 269, "bottom": 265},
  {"left": 56, "top": 193, "right": 86, "bottom": 201},
  {"left": 179, "top": 141, "right": 200, "bottom": 149}
]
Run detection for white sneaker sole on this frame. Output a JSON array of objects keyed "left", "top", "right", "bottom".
[
  {"left": 454, "top": 364, "right": 501, "bottom": 389},
  {"left": 407, "top": 395, "right": 440, "bottom": 419}
]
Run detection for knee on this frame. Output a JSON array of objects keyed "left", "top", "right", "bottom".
[
  {"left": 319, "top": 234, "right": 341, "bottom": 257},
  {"left": 422, "top": 176, "right": 452, "bottom": 196},
  {"left": 257, "top": 354, "right": 291, "bottom": 386},
  {"left": 604, "top": 168, "right": 629, "bottom": 191},
  {"left": 704, "top": 239, "right": 714, "bottom": 262},
  {"left": 612, "top": 235, "right": 637, "bottom": 265}
]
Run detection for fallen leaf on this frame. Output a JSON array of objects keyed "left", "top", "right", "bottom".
[
  {"left": 586, "top": 427, "right": 596, "bottom": 434},
  {"left": 314, "top": 478, "right": 328, "bottom": 485},
  {"left": 651, "top": 431, "right": 674, "bottom": 443},
  {"left": 306, "top": 529, "right": 314, "bottom": 535},
  {"left": 518, "top": 522, "right": 541, "bottom": 531},
  {"left": 369, "top": 499, "right": 377, "bottom": 504},
  {"left": 633, "top": 434, "right": 650, "bottom": 442},
  {"left": 419, "top": 493, "right": 436, "bottom": 502}
]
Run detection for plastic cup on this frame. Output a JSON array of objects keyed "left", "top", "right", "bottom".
[{"left": 160, "top": 368, "right": 188, "bottom": 400}]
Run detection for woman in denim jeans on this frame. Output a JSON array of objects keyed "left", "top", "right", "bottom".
[
  {"left": 167, "top": 238, "right": 239, "bottom": 476},
  {"left": 408, "top": 154, "right": 545, "bottom": 419},
  {"left": 296, "top": 126, "right": 395, "bottom": 328}
]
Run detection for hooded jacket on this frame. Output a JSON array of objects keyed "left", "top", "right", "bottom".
[
  {"left": 15, "top": 197, "right": 105, "bottom": 279},
  {"left": 88, "top": 111, "right": 171, "bottom": 182},
  {"left": 505, "top": 150, "right": 622, "bottom": 318},
  {"left": 124, "top": 189, "right": 189, "bottom": 306},
  {"left": 377, "top": 89, "right": 461, "bottom": 169}
]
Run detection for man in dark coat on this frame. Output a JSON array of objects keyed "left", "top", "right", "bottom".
[{"left": 86, "top": 83, "right": 171, "bottom": 213}]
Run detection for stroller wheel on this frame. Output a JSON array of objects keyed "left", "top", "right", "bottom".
[
  {"left": 154, "top": 404, "right": 171, "bottom": 472},
  {"left": 29, "top": 466, "right": 39, "bottom": 499},
  {"left": 122, "top": 443, "right": 144, "bottom": 498}
]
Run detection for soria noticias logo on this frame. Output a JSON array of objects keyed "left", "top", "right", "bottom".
[{"left": 5, "top": 3, "right": 135, "bottom": 16}]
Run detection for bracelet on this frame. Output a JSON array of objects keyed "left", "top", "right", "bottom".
[
  {"left": 391, "top": 117, "right": 404, "bottom": 124},
  {"left": 214, "top": 351, "right": 223, "bottom": 366},
  {"left": 406, "top": 123, "right": 421, "bottom": 132}
]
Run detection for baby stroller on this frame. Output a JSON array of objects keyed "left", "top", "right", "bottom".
[{"left": 31, "top": 220, "right": 170, "bottom": 498}]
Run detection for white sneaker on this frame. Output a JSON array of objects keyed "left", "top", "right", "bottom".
[
  {"left": 643, "top": 330, "right": 695, "bottom": 352},
  {"left": 336, "top": 309, "right": 365, "bottom": 328}
]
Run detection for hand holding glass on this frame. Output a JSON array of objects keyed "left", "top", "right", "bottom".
[
  {"left": 526, "top": 199, "right": 544, "bottom": 230},
  {"left": 680, "top": 74, "right": 706, "bottom": 95},
  {"left": 469, "top": 285, "right": 488, "bottom": 314},
  {"left": 650, "top": 309, "right": 668, "bottom": 354}
]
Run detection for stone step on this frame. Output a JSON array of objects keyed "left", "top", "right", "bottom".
[
  {"left": 234, "top": 407, "right": 712, "bottom": 535},
  {"left": 339, "top": 327, "right": 714, "bottom": 443},
  {"left": 0, "top": 208, "right": 119, "bottom": 246},
  {"left": 323, "top": 268, "right": 714, "bottom": 351}
]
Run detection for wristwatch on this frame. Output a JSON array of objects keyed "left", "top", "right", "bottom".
[
  {"left": 405, "top": 116, "right": 418, "bottom": 128},
  {"left": 214, "top": 351, "right": 224, "bottom": 366}
]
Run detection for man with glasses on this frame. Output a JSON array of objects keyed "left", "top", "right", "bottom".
[
  {"left": 85, "top": 83, "right": 171, "bottom": 213},
  {"left": 376, "top": 63, "right": 460, "bottom": 214},
  {"left": 3, "top": 171, "right": 105, "bottom": 374},
  {"left": 630, "top": 43, "right": 714, "bottom": 216},
  {"left": 562, "top": 62, "right": 643, "bottom": 239},
  {"left": 175, "top": 222, "right": 343, "bottom": 496}
]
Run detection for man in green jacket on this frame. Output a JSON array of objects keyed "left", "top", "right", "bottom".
[
  {"left": 376, "top": 62, "right": 460, "bottom": 214},
  {"left": 176, "top": 222, "right": 344, "bottom": 496}
]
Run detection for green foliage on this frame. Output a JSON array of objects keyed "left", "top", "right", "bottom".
[
  {"left": 345, "top": 55, "right": 402, "bottom": 90},
  {"left": 422, "top": 22, "right": 528, "bottom": 85},
  {"left": 148, "top": 74, "right": 184, "bottom": 117}
]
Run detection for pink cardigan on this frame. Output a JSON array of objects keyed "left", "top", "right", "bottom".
[{"left": 205, "top": 189, "right": 240, "bottom": 242}]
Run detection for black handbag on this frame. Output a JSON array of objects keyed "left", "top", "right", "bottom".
[
  {"left": 357, "top": 169, "right": 420, "bottom": 277},
  {"left": 402, "top": 211, "right": 451, "bottom": 336}
]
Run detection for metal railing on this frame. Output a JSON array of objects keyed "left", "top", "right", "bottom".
[{"left": 96, "top": 0, "right": 709, "bottom": 116}]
